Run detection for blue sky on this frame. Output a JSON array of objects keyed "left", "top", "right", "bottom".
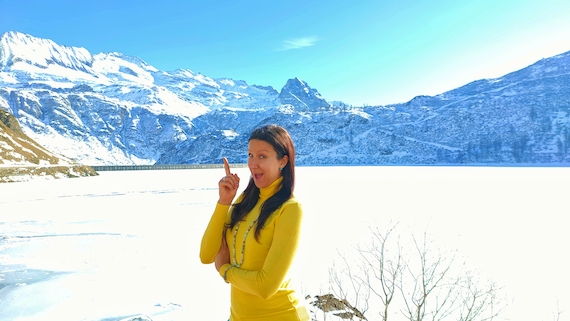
[{"left": 2, "top": 0, "right": 570, "bottom": 106}]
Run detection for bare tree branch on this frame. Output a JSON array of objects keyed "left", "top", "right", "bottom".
[
  {"left": 314, "top": 224, "right": 507, "bottom": 321},
  {"left": 400, "top": 230, "right": 458, "bottom": 321}
]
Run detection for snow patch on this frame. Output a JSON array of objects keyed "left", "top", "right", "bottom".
[{"left": 222, "top": 129, "right": 239, "bottom": 139}]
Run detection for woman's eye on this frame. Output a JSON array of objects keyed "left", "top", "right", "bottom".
[{"left": 247, "top": 153, "right": 266, "bottom": 159}]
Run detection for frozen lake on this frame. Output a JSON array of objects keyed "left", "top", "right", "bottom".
[{"left": 1, "top": 166, "right": 569, "bottom": 321}]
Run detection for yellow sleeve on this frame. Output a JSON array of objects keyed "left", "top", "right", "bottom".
[
  {"left": 221, "top": 201, "right": 303, "bottom": 299},
  {"left": 200, "top": 202, "right": 231, "bottom": 264}
]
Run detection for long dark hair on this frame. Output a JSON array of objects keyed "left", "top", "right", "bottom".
[{"left": 228, "top": 124, "right": 296, "bottom": 240}]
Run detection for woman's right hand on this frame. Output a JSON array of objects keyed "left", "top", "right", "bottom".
[{"left": 218, "top": 157, "right": 240, "bottom": 205}]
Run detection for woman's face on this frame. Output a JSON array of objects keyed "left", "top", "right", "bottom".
[{"left": 247, "top": 139, "right": 288, "bottom": 189}]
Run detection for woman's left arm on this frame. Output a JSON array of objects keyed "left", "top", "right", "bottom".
[{"left": 220, "top": 201, "right": 303, "bottom": 299}]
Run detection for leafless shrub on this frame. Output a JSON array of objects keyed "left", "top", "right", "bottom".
[{"left": 311, "top": 223, "right": 507, "bottom": 321}]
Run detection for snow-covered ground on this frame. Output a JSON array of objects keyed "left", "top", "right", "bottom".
[{"left": 1, "top": 166, "right": 569, "bottom": 321}]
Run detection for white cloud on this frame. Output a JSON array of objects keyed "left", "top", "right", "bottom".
[{"left": 279, "top": 37, "right": 318, "bottom": 51}]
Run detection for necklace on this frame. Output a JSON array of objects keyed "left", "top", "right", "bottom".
[{"left": 231, "top": 218, "right": 258, "bottom": 267}]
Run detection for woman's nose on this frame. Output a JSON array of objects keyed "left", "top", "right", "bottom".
[{"left": 248, "top": 158, "right": 258, "bottom": 167}]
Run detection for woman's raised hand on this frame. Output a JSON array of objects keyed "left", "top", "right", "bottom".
[{"left": 218, "top": 157, "right": 240, "bottom": 205}]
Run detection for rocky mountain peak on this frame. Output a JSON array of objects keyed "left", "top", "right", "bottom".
[{"left": 278, "top": 77, "right": 331, "bottom": 112}]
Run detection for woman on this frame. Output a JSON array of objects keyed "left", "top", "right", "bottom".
[{"left": 200, "top": 124, "right": 309, "bottom": 321}]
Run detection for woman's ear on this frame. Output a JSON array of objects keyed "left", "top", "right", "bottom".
[{"left": 280, "top": 155, "right": 289, "bottom": 169}]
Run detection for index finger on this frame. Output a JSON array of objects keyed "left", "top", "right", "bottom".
[{"left": 222, "top": 157, "right": 231, "bottom": 176}]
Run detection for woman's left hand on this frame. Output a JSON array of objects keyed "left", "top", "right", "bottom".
[{"left": 215, "top": 237, "right": 230, "bottom": 272}]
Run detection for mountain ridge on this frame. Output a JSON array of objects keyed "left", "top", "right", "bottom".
[{"left": 1, "top": 31, "right": 569, "bottom": 166}]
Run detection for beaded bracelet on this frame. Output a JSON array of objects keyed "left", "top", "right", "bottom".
[{"left": 222, "top": 265, "right": 234, "bottom": 283}]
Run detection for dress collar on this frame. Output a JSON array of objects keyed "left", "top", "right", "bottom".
[{"left": 259, "top": 176, "right": 283, "bottom": 199}]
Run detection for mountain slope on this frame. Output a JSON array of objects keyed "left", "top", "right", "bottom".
[
  {"left": 1, "top": 31, "right": 569, "bottom": 166},
  {"left": 0, "top": 108, "right": 97, "bottom": 182},
  {"left": 377, "top": 52, "right": 570, "bottom": 164}
]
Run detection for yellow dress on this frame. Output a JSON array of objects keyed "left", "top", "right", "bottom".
[{"left": 200, "top": 177, "right": 309, "bottom": 321}]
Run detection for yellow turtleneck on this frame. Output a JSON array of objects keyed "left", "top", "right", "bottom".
[{"left": 200, "top": 177, "right": 309, "bottom": 321}]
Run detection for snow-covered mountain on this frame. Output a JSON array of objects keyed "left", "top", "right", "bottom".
[{"left": 1, "top": 31, "right": 569, "bottom": 166}]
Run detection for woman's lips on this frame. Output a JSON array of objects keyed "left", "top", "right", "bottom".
[{"left": 253, "top": 173, "right": 263, "bottom": 180}]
